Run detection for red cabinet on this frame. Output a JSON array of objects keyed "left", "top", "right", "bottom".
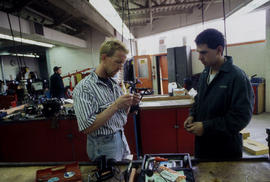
[
  {"left": 0, "top": 107, "right": 194, "bottom": 162},
  {"left": 0, "top": 119, "right": 89, "bottom": 162},
  {"left": 139, "top": 107, "right": 194, "bottom": 155},
  {"left": 124, "top": 114, "right": 138, "bottom": 157},
  {"left": 177, "top": 108, "right": 195, "bottom": 154}
]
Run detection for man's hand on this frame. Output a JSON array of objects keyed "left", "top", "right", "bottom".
[
  {"left": 186, "top": 122, "right": 204, "bottom": 136},
  {"left": 115, "top": 94, "right": 133, "bottom": 109},
  {"left": 184, "top": 116, "right": 194, "bottom": 129},
  {"left": 132, "top": 93, "right": 141, "bottom": 106}
]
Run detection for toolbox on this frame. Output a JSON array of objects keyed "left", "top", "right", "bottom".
[
  {"left": 141, "top": 153, "right": 195, "bottom": 182},
  {"left": 36, "top": 162, "right": 82, "bottom": 182}
]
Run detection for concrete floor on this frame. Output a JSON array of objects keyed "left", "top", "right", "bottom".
[{"left": 243, "top": 112, "right": 270, "bottom": 157}]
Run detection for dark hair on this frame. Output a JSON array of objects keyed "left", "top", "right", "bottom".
[
  {"left": 53, "top": 66, "right": 61, "bottom": 72},
  {"left": 195, "top": 29, "right": 225, "bottom": 49}
]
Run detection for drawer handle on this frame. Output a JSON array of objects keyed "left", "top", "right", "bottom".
[{"left": 173, "top": 125, "right": 179, "bottom": 129}]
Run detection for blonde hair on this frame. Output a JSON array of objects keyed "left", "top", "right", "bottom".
[{"left": 100, "top": 39, "right": 129, "bottom": 60}]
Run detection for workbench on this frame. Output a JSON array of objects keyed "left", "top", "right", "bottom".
[
  {"left": 137, "top": 96, "right": 194, "bottom": 155},
  {"left": 193, "top": 160, "right": 270, "bottom": 182},
  {"left": 0, "top": 117, "right": 89, "bottom": 162},
  {"left": 0, "top": 95, "right": 194, "bottom": 162},
  {"left": 0, "top": 158, "right": 269, "bottom": 182}
]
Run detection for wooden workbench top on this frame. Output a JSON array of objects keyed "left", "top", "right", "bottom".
[
  {"left": 0, "top": 160, "right": 269, "bottom": 182},
  {"left": 141, "top": 95, "right": 192, "bottom": 101},
  {"left": 193, "top": 160, "right": 270, "bottom": 182},
  {"left": 140, "top": 99, "right": 194, "bottom": 110}
]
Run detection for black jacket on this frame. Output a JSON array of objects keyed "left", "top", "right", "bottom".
[
  {"left": 50, "top": 73, "right": 65, "bottom": 98},
  {"left": 190, "top": 56, "right": 254, "bottom": 159}
]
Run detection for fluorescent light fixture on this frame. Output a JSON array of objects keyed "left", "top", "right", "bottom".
[
  {"left": 11, "top": 53, "right": 39, "bottom": 58},
  {"left": 229, "top": 0, "right": 270, "bottom": 18},
  {"left": 89, "top": 0, "right": 134, "bottom": 40},
  {"left": 0, "top": 52, "right": 39, "bottom": 58},
  {"left": 0, "top": 33, "right": 55, "bottom": 48}
]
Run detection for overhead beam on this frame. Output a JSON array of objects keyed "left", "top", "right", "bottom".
[
  {"left": 24, "top": 7, "right": 77, "bottom": 32},
  {"left": 160, "top": 0, "right": 167, "bottom": 5},
  {"left": 124, "top": 8, "right": 193, "bottom": 25},
  {"left": 47, "top": 15, "right": 73, "bottom": 28},
  {"left": 205, "top": 0, "right": 214, "bottom": 12},
  {"left": 0, "top": 11, "right": 87, "bottom": 48},
  {"left": 130, "top": 0, "right": 145, "bottom": 8},
  {"left": 124, "top": 8, "right": 193, "bottom": 20},
  {"left": 6, "top": 0, "right": 36, "bottom": 13},
  {"left": 152, "top": 0, "right": 159, "bottom": 6},
  {"left": 125, "top": 17, "right": 159, "bottom": 26},
  {"left": 129, "top": 0, "right": 218, "bottom": 11}
]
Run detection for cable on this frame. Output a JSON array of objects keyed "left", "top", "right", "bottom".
[
  {"left": 121, "top": 0, "right": 125, "bottom": 42},
  {"left": 17, "top": 16, "right": 24, "bottom": 68},
  {"left": 18, "top": 15, "right": 26, "bottom": 67},
  {"left": 222, "top": 0, "right": 228, "bottom": 56},
  {"left": 201, "top": 0, "right": 204, "bottom": 25},
  {"left": 127, "top": 0, "right": 133, "bottom": 56},
  {"left": 7, "top": 13, "right": 22, "bottom": 73},
  {"left": 1, "top": 0, "right": 4, "bottom": 11}
]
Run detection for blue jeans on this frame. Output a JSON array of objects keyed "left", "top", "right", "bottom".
[{"left": 87, "top": 130, "right": 130, "bottom": 161}]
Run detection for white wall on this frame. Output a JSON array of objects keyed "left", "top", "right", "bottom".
[
  {"left": 192, "top": 41, "right": 269, "bottom": 112},
  {"left": 137, "top": 11, "right": 266, "bottom": 55},
  {"left": 0, "top": 56, "right": 40, "bottom": 81},
  {"left": 46, "top": 29, "right": 106, "bottom": 86},
  {"left": 192, "top": 42, "right": 267, "bottom": 78}
]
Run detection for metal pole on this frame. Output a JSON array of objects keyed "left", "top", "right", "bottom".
[
  {"left": 149, "top": 0, "right": 153, "bottom": 31},
  {"left": 223, "top": 0, "right": 228, "bottom": 56},
  {"left": 127, "top": 0, "right": 133, "bottom": 56},
  {"left": 121, "top": 0, "right": 125, "bottom": 42},
  {"left": 202, "top": 0, "right": 204, "bottom": 25},
  {"left": 0, "top": 56, "right": 7, "bottom": 93}
]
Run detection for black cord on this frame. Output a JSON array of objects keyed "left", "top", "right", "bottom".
[
  {"left": 7, "top": 13, "right": 21, "bottom": 72},
  {"left": 121, "top": 0, "right": 125, "bottom": 42},
  {"left": 202, "top": 0, "right": 204, "bottom": 25},
  {"left": 18, "top": 15, "right": 26, "bottom": 67},
  {"left": 17, "top": 16, "right": 23, "bottom": 68},
  {"left": 1, "top": 0, "right": 4, "bottom": 11},
  {"left": 127, "top": 0, "right": 133, "bottom": 56},
  {"left": 222, "top": 0, "right": 228, "bottom": 56}
]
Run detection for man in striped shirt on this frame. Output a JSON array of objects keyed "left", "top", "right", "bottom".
[{"left": 73, "top": 39, "right": 141, "bottom": 161}]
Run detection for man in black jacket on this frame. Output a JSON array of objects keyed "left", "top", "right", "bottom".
[
  {"left": 50, "top": 66, "right": 65, "bottom": 98},
  {"left": 184, "top": 29, "right": 254, "bottom": 159}
]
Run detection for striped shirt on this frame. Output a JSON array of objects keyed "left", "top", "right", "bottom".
[{"left": 73, "top": 70, "right": 127, "bottom": 136}]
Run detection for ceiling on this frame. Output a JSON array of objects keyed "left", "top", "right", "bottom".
[
  {"left": 0, "top": 0, "right": 269, "bottom": 54},
  {"left": 110, "top": 0, "right": 207, "bottom": 26},
  {"left": 0, "top": 0, "right": 91, "bottom": 39},
  {"left": 1, "top": 0, "right": 255, "bottom": 40},
  {"left": 0, "top": 0, "right": 114, "bottom": 54},
  {"left": 110, "top": 0, "right": 270, "bottom": 38}
]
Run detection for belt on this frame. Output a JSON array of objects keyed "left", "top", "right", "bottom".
[{"left": 93, "top": 130, "right": 121, "bottom": 138}]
